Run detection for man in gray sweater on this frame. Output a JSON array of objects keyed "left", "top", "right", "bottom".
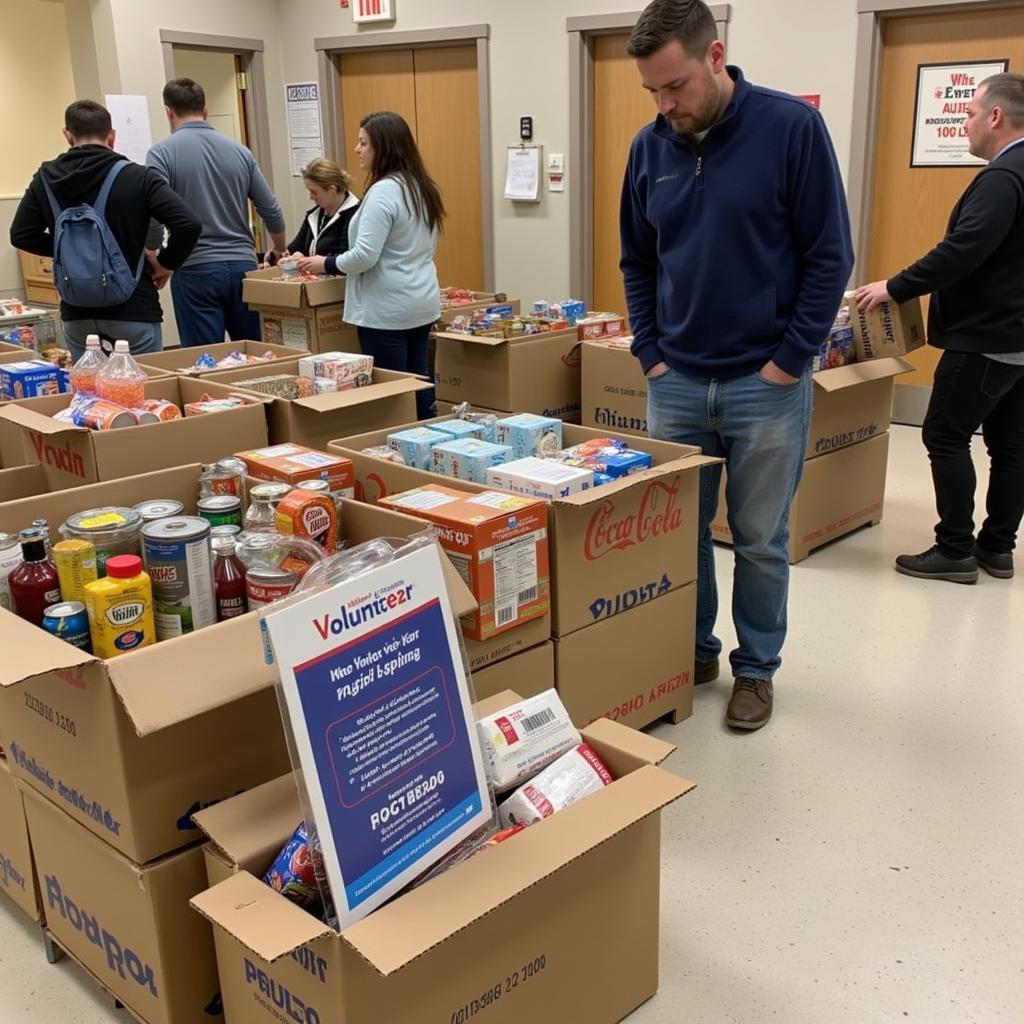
[{"left": 146, "top": 78, "right": 287, "bottom": 346}]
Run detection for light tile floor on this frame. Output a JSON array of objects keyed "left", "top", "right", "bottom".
[{"left": 0, "top": 425, "right": 1021, "bottom": 1023}]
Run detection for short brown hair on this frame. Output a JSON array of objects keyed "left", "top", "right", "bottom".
[
  {"left": 979, "top": 72, "right": 1024, "bottom": 129},
  {"left": 627, "top": 0, "right": 718, "bottom": 59},
  {"left": 163, "top": 78, "right": 206, "bottom": 116},
  {"left": 65, "top": 100, "right": 112, "bottom": 140},
  {"left": 302, "top": 157, "right": 352, "bottom": 194}
]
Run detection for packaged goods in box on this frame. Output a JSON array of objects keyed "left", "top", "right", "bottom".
[
  {"left": 0, "top": 360, "right": 68, "bottom": 399},
  {"left": 139, "top": 341, "right": 306, "bottom": 377},
  {"left": 235, "top": 443, "right": 355, "bottom": 496},
  {"left": 486, "top": 456, "right": 594, "bottom": 500},
  {"left": 552, "top": 436, "right": 653, "bottom": 479},
  {"left": 812, "top": 305, "right": 856, "bottom": 372},
  {"left": 379, "top": 483, "right": 549, "bottom": 640},
  {"left": 494, "top": 413, "right": 563, "bottom": 458},
  {"left": 298, "top": 351, "right": 374, "bottom": 388},
  {"left": 576, "top": 312, "right": 627, "bottom": 341},
  {"left": 387, "top": 426, "right": 450, "bottom": 470},
  {"left": 430, "top": 418, "right": 486, "bottom": 442},
  {"left": 430, "top": 438, "right": 513, "bottom": 482}
]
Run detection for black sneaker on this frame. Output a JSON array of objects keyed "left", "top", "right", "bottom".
[
  {"left": 895, "top": 545, "right": 978, "bottom": 584},
  {"left": 975, "top": 543, "right": 1014, "bottom": 579}
]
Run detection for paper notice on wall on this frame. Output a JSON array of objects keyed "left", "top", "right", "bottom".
[
  {"left": 505, "top": 146, "right": 541, "bottom": 202},
  {"left": 263, "top": 543, "right": 492, "bottom": 929},
  {"left": 286, "top": 82, "right": 324, "bottom": 176},
  {"left": 104, "top": 95, "right": 152, "bottom": 165}
]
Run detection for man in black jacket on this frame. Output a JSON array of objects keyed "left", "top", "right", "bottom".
[
  {"left": 857, "top": 73, "right": 1024, "bottom": 584},
  {"left": 10, "top": 99, "right": 201, "bottom": 360}
]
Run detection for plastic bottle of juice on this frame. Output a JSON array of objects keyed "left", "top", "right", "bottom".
[
  {"left": 96, "top": 340, "right": 147, "bottom": 409},
  {"left": 84, "top": 553, "right": 156, "bottom": 658},
  {"left": 9, "top": 533, "right": 61, "bottom": 626},
  {"left": 69, "top": 334, "right": 108, "bottom": 395}
]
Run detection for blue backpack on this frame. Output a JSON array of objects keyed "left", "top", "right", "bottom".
[{"left": 40, "top": 160, "right": 144, "bottom": 307}]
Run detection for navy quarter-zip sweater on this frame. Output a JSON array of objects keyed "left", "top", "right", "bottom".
[{"left": 620, "top": 67, "right": 854, "bottom": 379}]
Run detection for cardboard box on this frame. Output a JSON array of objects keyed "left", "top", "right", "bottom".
[
  {"left": 554, "top": 582, "right": 694, "bottom": 731},
  {"left": 332, "top": 419, "right": 715, "bottom": 637},
  {"left": 379, "top": 484, "right": 550, "bottom": 641},
  {"left": 235, "top": 442, "right": 354, "bottom": 494},
  {"left": 0, "top": 377, "right": 269, "bottom": 489},
  {"left": 433, "top": 326, "right": 582, "bottom": 419},
  {"left": 138, "top": 341, "right": 308, "bottom": 378},
  {"left": 581, "top": 339, "right": 648, "bottom": 438},
  {"left": 463, "top": 611, "right": 552, "bottom": 674},
  {"left": 471, "top": 641, "right": 554, "bottom": 702},
  {"left": 713, "top": 431, "right": 891, "bottom": 563},
  {"left": 23, "top": 787, "right": 223, "bottom": 1024},
  {"left": 204, "top": 365, "right": 430, "bottom": 451},
  {"left": 845, "top": 295, "right": 926, "bottom": 362},
  {"left": 190, "top": 709, "right": 694, "bottom": 1024},
  {"left": 0, "top": 464, "right": 477, "bottom": 864},
  {"left": 438, "top": 290, "right": 522, "bottom": 322},
  {"left": 0, "top": 463, "right": 57, "bottom": 503},
  {"left": 0, "top": 757, "right": 42, "bottom": 923},
  {"left": 243, "top": 268, "right": 358, "bottom": 354}
]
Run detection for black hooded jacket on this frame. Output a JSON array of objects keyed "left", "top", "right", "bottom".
[{"left": 10, "top": 144, "right": 201, "bottom": 323}]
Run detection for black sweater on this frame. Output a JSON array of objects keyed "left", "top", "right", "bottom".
[
  {"left": 888, "top": 139, "right": 1024, "bottom": 353},
  {"left": 10, "top": 144, "right": 202, "bottom": 323},
  {"left": 286, "top": 194, "right": 359, "bottom": 257}
]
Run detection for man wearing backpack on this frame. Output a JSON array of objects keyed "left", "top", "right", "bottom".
[
  {"left": 10, "top": 99, "right": 201, "bottom": 360},
  {"left": 146, "top": 78, "right": 288, "bottom": 346}
]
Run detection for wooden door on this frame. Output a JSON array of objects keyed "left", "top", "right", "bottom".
[
  {"left": 867, "top": 8, "right": 1024, "bottom": 387},
  {"left": 413, "top": 46, "right": 483, "bottom": 290},
  {"left": 338, "top": 45, "right": 483, "bottom": 289},
  {"left": 592, "top": 33, "right": 661, "bottom": 316}
]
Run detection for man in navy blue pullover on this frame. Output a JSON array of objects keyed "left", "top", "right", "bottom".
[{"left": 620, "top": 0, "right": 854, "bottom": 730}]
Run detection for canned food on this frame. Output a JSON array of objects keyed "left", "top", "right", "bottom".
[
  {"left": 197, "top": 495, "right": 243, "bottom": 529},
  {"left": 296, "top": 479, "right": 330, "bottom": 495},
  {"left": 62, "top": 507, "right": 143, "bottom": 576},
  {"left": 67, "top": 396, "right": 136, "bottom": 430},
  {"left": 139, "top": 398, "right": 182, "bottom": 422},
  {"left": 246, "top": 566, "right": 297, "bottom": 610},
  {"left": 134, "top": 499, "right": 185, "bottom": 523},
  {"left": 42, "top": 601, "right": 92, "bottom": 652},
  {"left": 132, "top": 409, "right": 161, "bottom": 424},
  {"left": 53, "top": 538, "right": 98, "bottom": 603},
  {"left": 141, "top": 517, "right": 217, "bottom": 640},
  {"left": 250, "top": 482, "right": 292, "bottom": 504}
]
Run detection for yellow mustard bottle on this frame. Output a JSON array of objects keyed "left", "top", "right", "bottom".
[{"left": 84, "top": 554, "right": 156, "bottom": 659}]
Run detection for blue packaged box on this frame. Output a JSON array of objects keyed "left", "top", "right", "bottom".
[
  {"left": 495, "top": 414, "right": 563, "bottom": 459},
  {"left": 484, "top": 303, "right": 514, "bottom": 319},
  {"left": 387, "top": 427, "right": 450, "bottom": 470},
  {"left": 431, "top": 439, "right": 513, "bottom": 483},
  {"left": 0, "top": 360, "right": 65, "bottom": 399},
  {"left": 431, "top": 419, "right": 487, "bottom": 443}
]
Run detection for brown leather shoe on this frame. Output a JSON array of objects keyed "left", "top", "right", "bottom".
[
  {"left": 695, "top": 657, "right": 720, "bottom": 685},
  {"left": 726, "top": 677, "right": 773, "bottom": 730}
]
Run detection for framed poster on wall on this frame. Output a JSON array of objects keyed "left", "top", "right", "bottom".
[{"left": 911, "top": 60, "right": 1008, "bottom": 167}]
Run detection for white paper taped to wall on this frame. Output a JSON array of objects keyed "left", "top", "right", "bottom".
[
  {"left": 105, "top": 95, "right": 153, "bottom": 165},
  {"left": 504, "top": 146, "right": 541, "bottom": 202}
]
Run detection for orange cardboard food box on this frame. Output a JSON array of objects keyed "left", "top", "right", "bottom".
[
  {"left": 235, "top": 442, "right": 355, "bottom": 495},
  {"left": 379, "top": 483, "right": 550, "bottom": 641}
]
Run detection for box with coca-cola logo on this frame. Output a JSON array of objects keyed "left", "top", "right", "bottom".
[{"left": 330, "top": 418, "right": 716, "bottom": 637}]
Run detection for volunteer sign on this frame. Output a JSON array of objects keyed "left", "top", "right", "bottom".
[
  {"left": 264, "top": 544, "right": 490, "bottom": 929},
  {"left": 911, "top": 60, "right": 1007, "bottom": 167}
]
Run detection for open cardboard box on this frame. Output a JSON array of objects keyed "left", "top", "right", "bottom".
[
  {"left": 713, "top": 431, "right": 891, "bottom": 563},
  {"left": 138, "top": 341, "right": 308, "bottom": 378},
  {"left": 0, "top": 463, "right": 60, "bottom": 503},
  {"left": 190, "top": 692, "right": 695, "bottom": 1024},
  {"left": 0, "top": 757, "right": 42, "bottom": 924},
  {"left": 331, "top": 416, "right": 717, "bottom": 637},
  {"left": 205, "top": 365, "right": 430, "bottom": 451},
  {"left": 844, "top": 294, "right": 925, "bottom": 362},
  {"left": 22, "top": 785, "right": 223, "bottom": 1024},
  {"left": 0, "top": 377, "right": 269, "bottom": 489},
  {"left": 0, "top": 464, "right": 477, "bottom": 864},
  {"left": 438, "top": 290, "right": 522, "bottom": 322},
  {"left": 471, "top": 641, "right": 554, "bottom": 702},
  {"left": 433, "top": 325, "right": 582, "bottom": 419}
]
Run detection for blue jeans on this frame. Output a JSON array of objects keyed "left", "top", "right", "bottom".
[
  {"left": 647, "top": 365, "right": 813, "bottom": 680},
  {"left": 357, "top": 323, "right": 436, "bottom": 420},
  {"left": 63, "top": 319, "right": 162, "bottom": 362},
  {"left": 170, "top": 260, "right": 260, "bottom": 347}
]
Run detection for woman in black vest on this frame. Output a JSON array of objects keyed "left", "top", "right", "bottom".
[{"left": 283, "top": 158, "right": 359, "bottom": 259}]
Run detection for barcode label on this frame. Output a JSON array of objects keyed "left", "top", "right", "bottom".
[
  {"left": 520, "top": 708, "right": 556, "bottom": 733},
  {"left": 518, "top": 585, "right": 538, "bottom": 605},
  {"left": 496, "top": 604, "right": 517, "bottom": 626}
]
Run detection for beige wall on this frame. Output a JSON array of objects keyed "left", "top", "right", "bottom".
[{"left": 172, "top": 48, "right": 244, "bottom": 145}]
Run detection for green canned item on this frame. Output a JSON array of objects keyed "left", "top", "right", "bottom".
[{"left": 197, "top": 495, "right": 243, "bottom": 529}]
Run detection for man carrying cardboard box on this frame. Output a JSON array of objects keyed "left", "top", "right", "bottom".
[
  {"left": 620, "top": 0, "right": 854, "bottom": 730},
  {"left": 857, "top": 74, "right": 1024, "bottom": 584}
]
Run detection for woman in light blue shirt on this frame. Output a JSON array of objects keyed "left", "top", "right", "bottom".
[{"left": 298, "top": 111, "right": 443, "bottom": 418}]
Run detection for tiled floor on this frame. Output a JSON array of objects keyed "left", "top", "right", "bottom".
[{"left": 1, "top": 425, "right": 1021, "bottom": 1022}]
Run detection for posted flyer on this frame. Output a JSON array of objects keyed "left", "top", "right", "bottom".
[{"left": 264, "top": 544, "right": 491, "bottom": 929}]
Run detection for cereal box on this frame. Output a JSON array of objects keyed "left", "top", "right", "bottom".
[
  {"left": 431, "top": 439, "right": 513, "bottom": 483},
  {"left": 387, "top": 427, "right": 450, "bottom": 470},
  {"left": 494, "top": 414, "right": 563, "bottom": 459},
  {"left": 486, "top": 456, "right": 594, "bottom": 500}
]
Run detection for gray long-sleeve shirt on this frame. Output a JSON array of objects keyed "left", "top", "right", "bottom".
[{"left": 146, "top": 120, "right": 284, "bottom": 266}]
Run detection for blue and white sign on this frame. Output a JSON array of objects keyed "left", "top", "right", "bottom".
[{"left": 264, "top": 544, "right": 490, "bottom": 929}]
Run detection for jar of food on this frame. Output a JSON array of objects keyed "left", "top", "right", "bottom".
[{"left": 61, "top": 506, "right": 144, "bottom": 576}]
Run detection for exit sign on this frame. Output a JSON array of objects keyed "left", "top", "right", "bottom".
[{"left": 353, "top": 0, "right": 394, "bottom": 21}]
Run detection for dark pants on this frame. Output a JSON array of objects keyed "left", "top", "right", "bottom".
[
  {"left": 170, "top": 260, "right": 260, "bottom": 347},
  {"left": 922, "top": 350, "right": 1024, "bottom": 557},
  {"left": 357, "top": 323, "right": 436, "bottom": 420}
]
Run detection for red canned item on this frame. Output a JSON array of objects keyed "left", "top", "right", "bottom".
[{"left": 246, "top": 566, "right": 297, "bottom": 609}]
